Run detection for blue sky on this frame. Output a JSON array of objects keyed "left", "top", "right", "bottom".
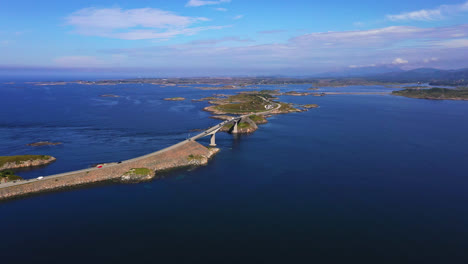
[{"left": 1, "top": 0, "right": 468, "bottom": 76}]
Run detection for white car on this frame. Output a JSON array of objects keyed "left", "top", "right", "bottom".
[{"left": 37, "top": 176, "right": 44, "bottom": 180}]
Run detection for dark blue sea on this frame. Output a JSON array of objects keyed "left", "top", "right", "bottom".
[{"left": 1, "top": 80, "right": 468, "bottom": 263}]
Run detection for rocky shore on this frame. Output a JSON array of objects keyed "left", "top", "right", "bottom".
[{"left": 0, "top": 155, "right": 56, "bottom": 171}]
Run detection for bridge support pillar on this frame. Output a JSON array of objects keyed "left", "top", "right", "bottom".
[
  {"left": 209, "top": 133, "right": 217, "bottom": 147},
  {"left": 232, "top": 121, "right": 239, "bottom": 134}
]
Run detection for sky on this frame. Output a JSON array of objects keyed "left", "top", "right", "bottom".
[{"left": 1, "top": 0, "right": 468, "bottom": 77}]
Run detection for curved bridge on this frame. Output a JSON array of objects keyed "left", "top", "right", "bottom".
[{"left": 189, "top": 96, "right": 281, "bottom": 147}]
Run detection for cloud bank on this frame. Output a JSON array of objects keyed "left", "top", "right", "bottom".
[
  {"left": 186, "top": 0, "right": 231, "bottom": 7},
  {"left": 66, "top": 7, "right": 224, "bottom": 40},
  {"left": 91, "top": 24, "right": 468, "bottom": 74},
  {"left": 387, "top": 1, "right": 468, "bottom": 21}
]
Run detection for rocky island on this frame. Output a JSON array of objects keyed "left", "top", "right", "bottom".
[
  {"left": 164, "top": 97, "right": 186, "bottom": 101},
  {"left": 283, "top": 91, "right": 313, "bottom": 96},
  {"left": 0, "top": 155, "right": 56, "bottom": 171},
  {"left": 392, "top": 87, "right": 468, "bottom": 100},
  {"left": 302, "top": 104, "right": 320, "bottom": 109},
  {"left": 27, "top": 141, "right": 62, "bottom": 147},
  {"left": 100, "top": 94, "right": 120, "bottom": 98}
]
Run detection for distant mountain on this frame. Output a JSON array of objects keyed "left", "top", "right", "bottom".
[
  {"left": 369, "top": 68, "right": 468, "bottom": 86},
  {"left": 318, "top": 65, "right": 404, "bottom": 78}
]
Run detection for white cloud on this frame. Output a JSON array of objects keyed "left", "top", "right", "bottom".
[
  {"left": 387, "top": 1, "right": 468, "bottom": 21},
  {"left": 66, "top": 7, "right": 223, "bottom": 40},
  {"left": 233, "top": 14, "right": 244, "bottom": 20},
  {"left": 392, "top": 58, "right": 409, "bottom": 64},
  {"left": 186, "top": 0, "right": 231, "bottom": 7},
  {"left": 215, "top": 7, "right": 228, "bottom": 12}
]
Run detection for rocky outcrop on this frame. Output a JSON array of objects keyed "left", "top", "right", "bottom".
[
  {"left": 220, "top": 117, "right": 258, "bottom": 134},
  {"left": 120, "top": 168, "right": 155, "bottom": 183},
  {"left": 0, "top": 156, "right": 56, "bottom": 171},
  {"left": 302, "top": 104, "right": 319, "bottom": 109},
  {"left": 27, "top": 141, "right": 62, "bottom": 147},
  {"left": 164, "top": 97, "right": 185, "bottom": 101}
]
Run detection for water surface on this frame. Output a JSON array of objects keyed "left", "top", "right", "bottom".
[{"left": 1, "top": 82, "right": 468, "bottom": 263}]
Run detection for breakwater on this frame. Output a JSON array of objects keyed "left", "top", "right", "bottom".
[{"left": 0, "top": 141, "right": 219, "bottom": 200}]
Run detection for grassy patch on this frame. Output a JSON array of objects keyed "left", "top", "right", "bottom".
[
  {"left": 238, "top": 122, "right": 251, "bottom": 129},
  {"left": 223, "top": 124, "right": 234, "bottom": 130},
  {"left": 248, "top": 115, "right": 266, "bottom": 123},
  {"left": 215, "top": 94, "right": 269, "bottom": 113},
  {"left": 187, "top": 154, "right": 204, "bottom": 161},
  {"left": 0, "top": 170, "right": 24, "bottom": 181},
  {"left": 278, "top": 102, "right": 300, "bottom": 112},
  {"left": 0, "top": 155, "right": 52, "bottom": 167},
  {"left": 125, "top": 168, "right": 152, "bottom": 176}
]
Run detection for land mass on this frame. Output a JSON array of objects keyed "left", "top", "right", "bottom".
[{"left": 392, "top": 87, "right": 468, "bottom": 100}]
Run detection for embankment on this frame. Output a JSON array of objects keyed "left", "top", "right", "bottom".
[{"left": 0, "top": 141, "right": 219, "bottom": 200}]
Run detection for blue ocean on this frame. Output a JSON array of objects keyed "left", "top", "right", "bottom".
[{"left": 1, "top": 80, "right": 468, "bottom": 263}]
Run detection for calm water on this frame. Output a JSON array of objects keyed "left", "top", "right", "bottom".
[{"left": 1, "top": 82, "right": 468, "bottom": 263}]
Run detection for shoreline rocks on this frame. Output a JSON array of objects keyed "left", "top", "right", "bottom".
[{"left": 0, "top": 155, "right": 56, "bottom": 171}]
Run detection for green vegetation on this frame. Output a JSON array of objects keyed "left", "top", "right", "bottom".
[
  {"left": 215, "top": 93, "right": 269, "bottom": 114},
  {"left": 278, "top": 102, "right": 300, "bottom": 112},
  {"left": 257, "top": 89, "right": 281, "bottom": 95},
  {"left": 0, "top": 155, "right": 52, "bottom": 167},
  {"left": 221, "top": 121, "right": 251, "bottom": 131},
  {"left": 248, "top": 115, "right": 263, "bottom": 123},
  {"left": 0, "top": 170, "right": 23, "bottom": 182},
  {"left": 223, "top": 123, "right": 234, "bottom": 130},
  {"left": 392, "top": 87, "right": 468, "bottom": 100},
  {"left": 238, "top": 122, "right": 251, "bottom": 129},
  {"left": 124, "top": 168, "right": 152, "bottom": 176},
  {"left": 187, "top": 154, "right": 204, "bottom": 161},
  {"left": 248, "top": 115, "right": 267, "bottom": 124}
]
